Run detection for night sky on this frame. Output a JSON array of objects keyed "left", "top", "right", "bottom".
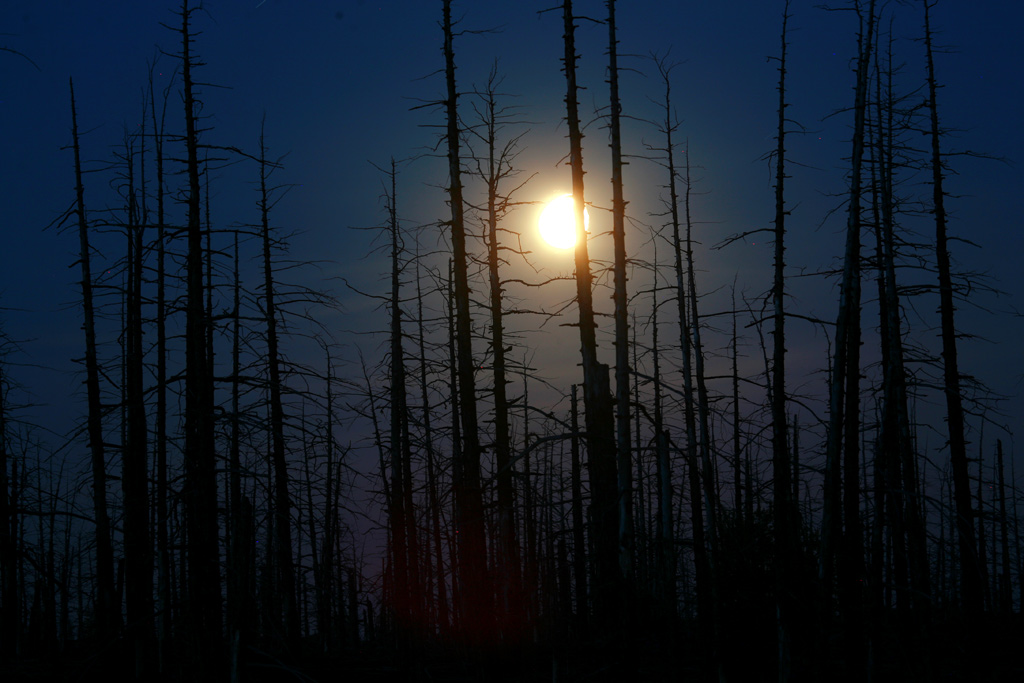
[{"left": 3, "top": 1, "right": 1024, "bottom": 500}]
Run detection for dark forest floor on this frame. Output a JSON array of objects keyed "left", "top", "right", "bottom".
[{"left": 4, "top": 613, "right": 1024, "bottom": 682}]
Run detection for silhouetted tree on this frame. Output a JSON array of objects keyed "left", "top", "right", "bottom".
[
  {"left": 0, "top": 333, "right": 21, "bottom": 659},
  {"left": 68, "top": 78, "right": 117, "bottom": 644},
  {"left": 820, "top": 3, "right": 875, "bottom": 678},
  {"left": 441, "top": 0, "right": 492, "bottom": 640},
  {"left": 119, "top": 122, "right": 154, "bottom": 677},
  {"left": 606, "top": 0, "right": 635, "bottom": 588},
  {"left": 922, "top": 0, "right": 981, "bottom": 615},
  {"left": 650, "top": 55, "right": 712, "bottom": 650},
  {"left": 559, "top": 0, "right": 620, "bottom": 634},
  {"left": 256, "top": 128, "right": 300, "bottom": 654},
  {"left": 465, "top": 68, "right": 528, "bottom": 636},
  {"left": 769, "top": 4, "right": 800, "bottom": 679},
  {"left": 177, "top": 0, "right": 222, "bottom": 669}
]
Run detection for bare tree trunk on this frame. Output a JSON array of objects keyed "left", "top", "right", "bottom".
[
  {"left": 768, "top": 4, "right": 799, "bottom": 680},
  {"left": 977, "top": 453, "right": 989, "bottom": 611},
  {"left": 1012, "top": 458, "right": 1022, "bottom": 615},
  {"left": 844, "top": 4, "right": 876, "bottom": 675},
  {"left": 470, "top": 72, "right": 525, "bottom": 634},
  {"left": 521, "top": 369, "right": 538, "bottom": 626},
  {"left": 414, "top": 258, "right": 449, "bottom": 633},
  {"left": 682, "top": 147, "right": 726, "bottom": 680},
  {"left": 648, "top": 252, "right": 675, "bottom": 616},
  {"left": 606, "top": 0, "right": 634, "bottom": 587},
  {"left": 731, "top": 289, "right": 743, "bottom": 520},
  {"left": 256, "top": 131, "right": 299, "bottom": 653},
  {"left": 820, "top": 8, "right": 874, "bottom": 679},
  {"left": 569, "top": 384, "right": 588, "bottom": 630},
  {"left": 123, "top": 128, "right": 154, "bottom": 676},
  {"left": 227, "top": 230, "right": 252, "bottom": 680},
  {"left": 445, "top": 260, "right": 464, "bottom": 630},
  {"left": 442, "top": 0, "right": 492, "bottom": 640},
  {"left": 561, "top": 0, "right": 620, "bottom": 633},
  {"left": 996, "top": 440, "right": 1011, "bottom": 612},
  {"left": 69, "top": 78, "right": 116, "bottom": 643},
  {"left": 384, "top": 160, "right": 413, "bottom": 639},
  {"left": 0, "top": 361, "right": 18, "bottom": 659},
  {"left": 872, "top": 27, "right": 931, "bottom": 632},
  {"left": 179, "top": 1, "right": 222, "bottom": 667},
  {"left": 922, "top": 0, "right": 981, "bottom": 615},
  {"left": 320, "top": 343, "right": 338, "bottom": 647},
  {"left": 653, "top": 55, "right": 712, "bottom": 646},
  {"left": 302, "top": 433, "right": 320, "bottom": 647},
  {"left": 148, "top": 65, "right": 172, "bottom": 674},
  {"left": 632, "top": 319, "right": 651, "bottom": 591}
]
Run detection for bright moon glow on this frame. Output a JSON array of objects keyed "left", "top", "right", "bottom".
[{"left": 539, "top": 194, "right": 589, "bottom": 249}]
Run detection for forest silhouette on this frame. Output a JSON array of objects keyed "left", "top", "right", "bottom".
[{"left": 2, "top": 1, "right": 1022, "bottom": 681}]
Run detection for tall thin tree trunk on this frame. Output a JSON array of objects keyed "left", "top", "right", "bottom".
[
  {"left": 257, "top": 131, "right": 299, "bottom": 652},
  {"left": 320, "top": 344, "right": 337, "bottom": 646},
  {"left": 148, "top": 69, "right": 172, "bottom": 672},
  {"left": 180, "top": 1, "right": 222, "bottom": 666},
  {"left": 977, "top": 452, "right": 989, "bottom": 611},
  {"left": 385, "top": 159, "right": 412, "bottom": 638},
  {"left": 996, "top": 440, "right": 1011, "bottom": 612},
  {"left": 820, "top": 10, "right": 875, "bottom": 679},
  {"left": 731, "top": 289, "right": 743, "bottom": 520},
  {"left": 561, "top": 0, "right": 620, "bottom": 633},
  {"left": 442, "top": 0, "right": 491, "bottom": 639},
  {"left": 1012, "top": 457, "right": 1022, "bottom": 615},
  {"left": 445, "top": 260, "right": 464, "bottom": 630},
  {"left": 649, "top": 252, "right": 675, "bottom": 615},
  {"left": 922, "top": 0, "right": 981, "bottom": 615},
  {"left": 69, "top": 78, "right": 116, "bottom": 643},
  {"left": 606, "top": 0, "right": 634, "bottom": 587},
  {"left": 123, "top": 128, "right": 154, "bottom": 676},
  {"left": 0, "top": 362, "right": 18, "bottom": 659},
  {"left": 569, "top": 384, "right": 588, "bottom": 629},
  {"left": 655, "top": 55, "right": 712, "bottom": 646},
  {"left": 768, "top": 4, "right": 799, "bottom": 680},
  {"left": 477, "top": 79, "right": 523, "bottom": 634},
  {"left": 227, "top": 229, "right": 250, "bottom": 681},
  {"left": 683, "top": 147, "right": 725, "bottom": 679},
  {"left": 414, "top": 258, "right": 448, "bottom": 633},
  {"left": 872, "top": 26, "right": 931, "bottom": 629}
]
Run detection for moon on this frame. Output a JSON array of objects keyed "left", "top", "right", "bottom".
[{"left": 539, "top": 194, "right": 589, "bottom": 249}]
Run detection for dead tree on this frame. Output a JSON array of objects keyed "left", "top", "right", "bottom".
[
  {"left": 0, "top": 338, "right": 20, "bottom": 658},
  {"left": 606, "top": 0, "right": 635, "bottom": 586},
  {"left": 651, "top": 56, "right": 712, "bottom": 643},
  {"left": 922, "top": 0, "right": 981, "bottom": 615},
  {"left": 121, "top": 124, "right": 154, "bottom": 675},
  {"left": 226, "top": 228, "right": 255, "bottom": 678},
  {"left": 68, "top": 79, "right": 116, "bottom": 643},
  {"left": 440, "top": 0, "right": 492, "bottom": 640},
  {"left": 147, "top": 62, "right": 174, "bottom": 672},
  {"left": 178, "top": 0, "right": 222, "bottom": 666},
  {"left": 256, "top": 129, "right": 300, "bottom": 652},
  {"left": 465, "top": 68, "right": 528, "bottom": 635},
  {"left": 996, "top": 440, "right": 1011, "bottom": 612},
  {"left": 682, "top": 148, "right": 725, "bottom": 678},
  {"left": 560, "top": 0, "right": 620, "bottom": 631},
  {"left": 820, "top": 5, "right": 875, "bottom": 678},
  {"left": 382, "top": 158, "right": 417, "bottom": 638},
  {"left": 769, "top": 4, "right": 799, "bottom": 679},
  {"left": 869, "top": 22, "right": 931, "bottom": 631},
  {"left": 412, "top": 254, "right": 449, "bottom": 632},
  {"left": 645, "top": 241, "right": 675, "bottom": 615}
]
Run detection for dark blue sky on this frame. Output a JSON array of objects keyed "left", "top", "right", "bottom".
[{"left": 2, "top": 1, "right": 1023, "bottom": 479}]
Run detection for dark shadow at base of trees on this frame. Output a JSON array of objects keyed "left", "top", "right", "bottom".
[{"left": 5, "top": 611, "right": 1024, "bottom": 682}]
